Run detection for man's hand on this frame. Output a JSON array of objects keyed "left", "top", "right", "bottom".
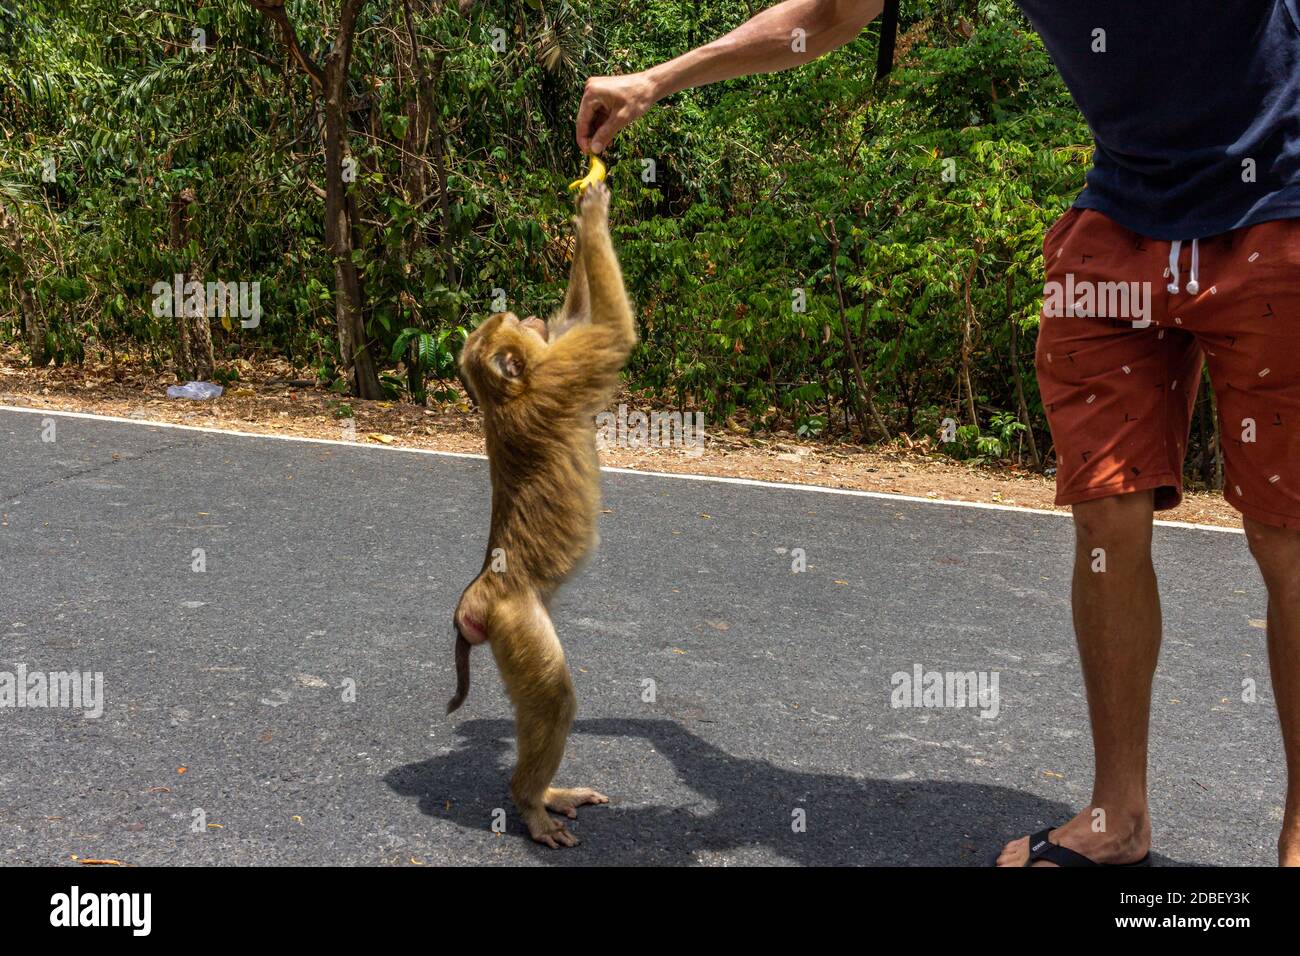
[
  {"left": 574, "top": 1, "right": 882, "bottom": 156},
  {"left": 576, "top": 73, "right": 659, "bottom": 155}
]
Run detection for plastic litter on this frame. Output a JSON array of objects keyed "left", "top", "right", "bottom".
[{"left": 166, "top": 381, "right": 224, "bottom": 400}]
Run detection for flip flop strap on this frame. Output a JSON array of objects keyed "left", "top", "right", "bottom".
[{"left": 1025, "top": 828, "right": 1100, "bottom": 867}]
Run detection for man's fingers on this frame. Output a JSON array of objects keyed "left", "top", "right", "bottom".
[
  {"left": 576, "top": 87, "right": 602, "bottom": 152},
  {"left": 589, "top": 110, "right": 625, "bottom": 156},
  {"left": 578, "top": 75, "right": 647, "bottom": 153},
  {"left": 577, "top": 78, "right": 617, "bottom": 152}
]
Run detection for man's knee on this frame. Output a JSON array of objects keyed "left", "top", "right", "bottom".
[
  {"left": 1245, "top": 518, "right": 1300, "bottom": 599},
  {"left": 1072, "top": 492, "right": 1154, "bottom": 553}
]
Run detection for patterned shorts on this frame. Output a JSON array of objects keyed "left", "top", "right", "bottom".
[{"left": 1035, "top": 207, "right": 1300, "bottom": 529}]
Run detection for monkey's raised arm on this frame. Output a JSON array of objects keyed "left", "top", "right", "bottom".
[
  {"left": 547, "top": 221, "right": 589, "bottom": 337},
  {"left": 536, "top": 182, "right": 636, "bottom": 410},
  {"left": 575, "top": 188, "right": 634, "bottom": 345}
]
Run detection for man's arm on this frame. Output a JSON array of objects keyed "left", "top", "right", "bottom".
[{"left": 577, "top": 0, "right": 884, "bottom": 154}]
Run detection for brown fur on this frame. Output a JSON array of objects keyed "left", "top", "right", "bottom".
[{"left": 449, "top": 182, "right": 635, "bottom": 847}]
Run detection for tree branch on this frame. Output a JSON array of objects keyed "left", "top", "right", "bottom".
[
  {"left": 336, "top": 0, "right": 367, "bottom": 78},
  {"left": 246, "top": 0, "right": 326, "bottom": 89}
]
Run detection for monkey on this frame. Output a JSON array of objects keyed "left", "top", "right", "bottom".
[{"left": 448, "top": 180, "right": 635, "bottom": 848}]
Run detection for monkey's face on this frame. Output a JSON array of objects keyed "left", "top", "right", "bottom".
[{"left": 459, "top": 312, "right": 549, "bottom": 406}]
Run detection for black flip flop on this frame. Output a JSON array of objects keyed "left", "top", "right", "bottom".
[{"left": 993, "top": 827, "right": 1152, "bottom": 867}]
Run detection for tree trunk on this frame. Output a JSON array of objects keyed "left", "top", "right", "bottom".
[
  {"left": 322, "top": 3, "right": 383, "bottom": 400},
  {"left": 825, "top": 219, "right": 890, "bottom": 443},
  {"left": 187, "top": 261, "right": 216, "bottom": 380},
  {"left": 249, "top": 0, "right": 382, "bottom": 399},
  {"left": 168, "top": 188, "right": 197, "bottom": 378},
  {"left": 428, "top": 90, "right": 457, "bottom": 290},
  {"left": 170, "top": 187, "right": 216, "bottom": 380},
  {"left": 0, "top": 204, "right": 49, "bottom": 366},
  {"left": 1208, "top": 378, "right": 1224, "bottom": 491},
  {"left": 401, "top": 1, "right": 457, "bottom": 291},
  {"left": 1006, "top": 277, "right": 1041, "bottom": 469},
  {"left": 960, "top": 259, "right": 979, "bottom": 428},
  {"left": 398, "top": 0, "right": 429, "bottom": 210}
]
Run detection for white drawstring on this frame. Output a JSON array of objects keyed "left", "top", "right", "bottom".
[{"left": 1167, "top": 238, "right": 1200, "bottom": 295}]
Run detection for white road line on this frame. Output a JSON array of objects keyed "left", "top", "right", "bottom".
[{"left": 0, "top": 402, "right": 1243, "bottom": 534}]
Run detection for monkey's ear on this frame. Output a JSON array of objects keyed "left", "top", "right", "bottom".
[{"left": 490, "top": 348, "right": 524, "bottom": 379}]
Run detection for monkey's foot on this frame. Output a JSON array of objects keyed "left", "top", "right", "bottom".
[
  {"left": 544, "top": 787, "right": 610, "bottom": 819},
  {"left": 522, "top": 808, "right": 580, "bottom": 849}
]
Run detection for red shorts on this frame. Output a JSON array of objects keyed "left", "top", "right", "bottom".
[{"left": 1035, "top": 208, "right": 1300, "bottom": 529}]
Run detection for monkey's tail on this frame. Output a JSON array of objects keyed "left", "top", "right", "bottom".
[{"left": 447, "top": 629, "right": 472, "bottom": 714}]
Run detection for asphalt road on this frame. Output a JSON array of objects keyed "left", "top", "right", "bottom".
[{"left": 0, "top": 406, "right": 1284, "bottom": 866}]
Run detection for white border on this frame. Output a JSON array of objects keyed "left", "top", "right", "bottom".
[{"left": 0, "top": 403, "right": 1242, "bottom": 535}]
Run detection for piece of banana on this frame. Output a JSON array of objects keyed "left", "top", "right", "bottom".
[{"left": 568, "top": 154, "right": 607, "bottom": 194}]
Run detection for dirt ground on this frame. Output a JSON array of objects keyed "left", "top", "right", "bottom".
[{"left": 0, "top": 346, "right": 1243, "bottom": 529}]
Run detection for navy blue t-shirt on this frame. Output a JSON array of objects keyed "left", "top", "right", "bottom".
[{"left": 1015, "top": 0, "right": 1300, "bottom": 240}]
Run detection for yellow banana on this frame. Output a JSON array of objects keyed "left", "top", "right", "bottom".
[{"left": 567, "top": 154, "right": 607, "bottom": 194}]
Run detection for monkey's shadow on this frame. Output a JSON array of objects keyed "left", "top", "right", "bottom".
[{"left": 385, "top": 717, "right": 1193, "bottom": 866}]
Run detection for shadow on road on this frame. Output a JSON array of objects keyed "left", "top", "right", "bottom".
[{"left": 385, "top": 717, "right": 1196, "bottom": 866}]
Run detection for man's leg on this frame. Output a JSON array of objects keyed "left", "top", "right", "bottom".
[
  {"left": 1014, "top": 206, "right": 1198, "bottom": 866},
  {"left": 1244, "top": 518, "right": 1300, "bottom": 866},
  {"left": 996, "top": 491, "right": 1157, "bottom": 866}
]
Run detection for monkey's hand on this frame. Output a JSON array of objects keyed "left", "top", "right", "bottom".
[
  {"left": 576, "top": 179, "right": 610, "bottom": 232},
  {"left": 567, "top": 153, "right": 607, "bottom": 195}
]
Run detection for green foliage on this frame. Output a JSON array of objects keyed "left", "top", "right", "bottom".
[
  {"left": 392, "top": 325, "right": 464, "bottom": 403},
  {"left": 944, "top": 411, "right": 1027, "bottom": 464},
  {"left": 0, "top": 0, "right": 1093, "bottom": 468}
]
